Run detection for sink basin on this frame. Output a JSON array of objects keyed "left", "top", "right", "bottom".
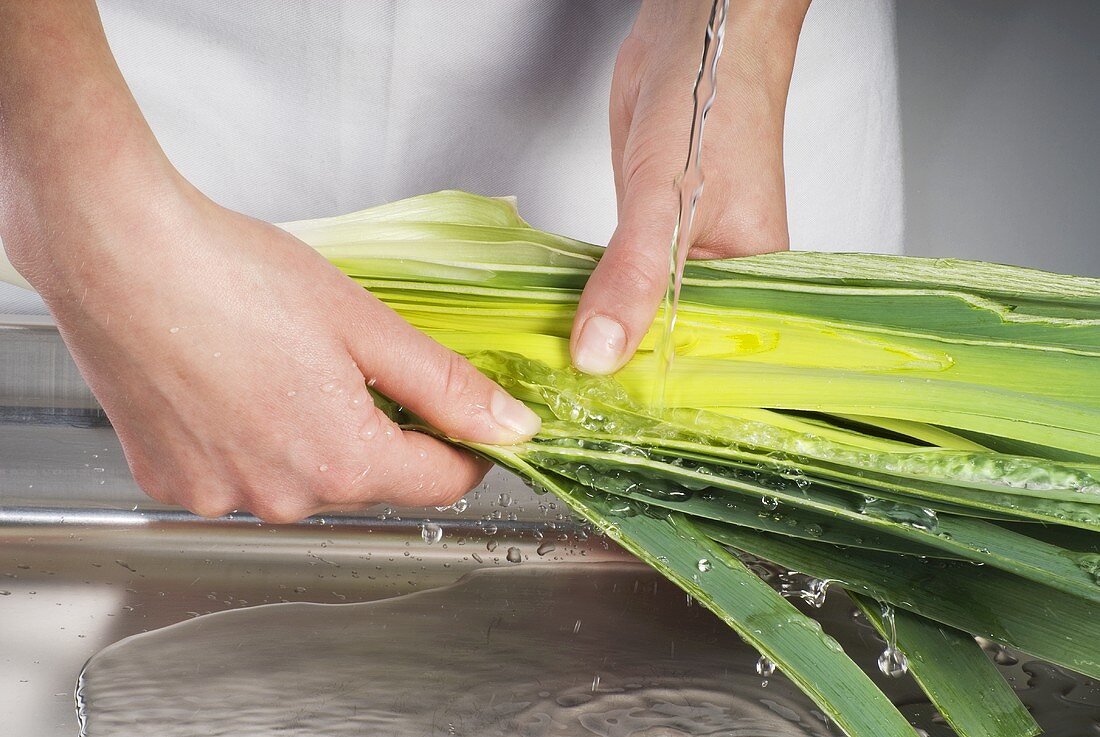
[{"left": 2, "top": 318, "right": 1097, "bottom": 736}]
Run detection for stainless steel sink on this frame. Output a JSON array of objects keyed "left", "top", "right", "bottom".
[{"left": 2, "top": 318, "right": 1097, "bottom": 736}]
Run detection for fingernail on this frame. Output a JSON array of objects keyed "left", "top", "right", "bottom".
[
  {"left": 574, "top": 314, "right": 627, "bottom": 375},
  {"left": 490, "top": 390, "right": 542, "bottom": 439}
]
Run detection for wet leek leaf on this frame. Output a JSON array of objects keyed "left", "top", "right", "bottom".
[
  {"left": 294, "top": 191, "right": 1100, "bottom": 737},
  {"left": 701, "top": 522, "right": 1100, "bottom": 679},
  {"left": 850, "top": 593, "right": 1040, "bottom": 737},
  {"left": 522, "top": 440, "right": 1100, "bottom": 603},
  {"left": 475, "top": 452, "right": 921, "bottom": 737}
]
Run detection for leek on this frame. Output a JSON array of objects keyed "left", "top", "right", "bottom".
[{"left": 282, "top": 190, "right": 1100, "bottom": 737}]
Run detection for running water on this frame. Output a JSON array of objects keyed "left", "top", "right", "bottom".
[{"left": 652, "top": 0, "right": 730, "bottom": 410}]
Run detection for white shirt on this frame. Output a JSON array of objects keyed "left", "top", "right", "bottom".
[{"left": 0, "top": 0, "right": 901, "bottom": 313}]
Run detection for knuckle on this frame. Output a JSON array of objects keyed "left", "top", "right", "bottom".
[
  {"left": 141, "top": 483, "right": 173, "bottom": 506},
  {"left": 438, "top": 350, "right": 476, "bottom": 402},
  {"left": 611, "top": 255, "right": 666, "bottom": 300},
  {"left": 250, "top": 499, "right": 311, "bottom": 525},
  {"left": 620, "top": 146, "right": 676, "bottom": 202},
  {"left": 188, "top": 496, "right": 235, "bottom": 519},
  {"left": 315, "top": 469, "right": 363, "bottom": 506}
]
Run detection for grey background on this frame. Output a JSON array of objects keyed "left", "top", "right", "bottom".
[
  {"left": 1, "top": 0, "right": 1097, "bottom": 317},
  {"left": 897, "top": 0, "right": 1099, "bottom": 275}
]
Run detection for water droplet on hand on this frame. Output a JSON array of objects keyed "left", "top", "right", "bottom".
[{"left": 435, "top": 498, "right": 469, "bottom": 513}]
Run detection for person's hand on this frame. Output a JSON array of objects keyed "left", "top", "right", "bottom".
[
  {"left": 571, "top": 0, "right": 810, "bottom": 374},
  {"left": 11, "top": 180, "right": 540, "bottom": 522},
  {"left": 1, "top": 2, "right": 540, "bottom": 523}
]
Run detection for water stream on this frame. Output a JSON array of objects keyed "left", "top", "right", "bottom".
[{"left": 652, "top": 0, "right": 729, "bottom": 410}]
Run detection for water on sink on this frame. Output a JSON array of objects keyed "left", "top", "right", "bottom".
[
  {"left": 77, "top": 565, "right": 834, "bottom": 736},
  {"left": 76, "top": 564, "right": 1100, "bottom": 736}
]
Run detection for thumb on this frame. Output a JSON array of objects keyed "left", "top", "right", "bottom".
[
  {"left": 571, "top": 174, "right": 678, "bottom": 375},
  {"left": 346, "top": 292, "right": 541, "bottom": 445}
]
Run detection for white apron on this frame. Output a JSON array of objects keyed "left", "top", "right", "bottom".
[{"left": 0, "top": 0, "right": 902, "bottom": 314}]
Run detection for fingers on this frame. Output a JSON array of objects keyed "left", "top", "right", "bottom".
[
  {"left": 571, "top": 172, "right": 677, "bottom": 375},
  {"left": 127, "top": 404, "right": 490, "bottom": 524},
  {"left": 292, "top": 409, "right": 493, "bottom": 518},
  {"left": 343, "top": 290, "right": 541, "bottom": 446}
]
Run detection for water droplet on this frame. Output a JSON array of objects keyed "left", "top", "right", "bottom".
[
  {"left": 761, "top": 496, "right": 779, "bottom": 511},
  {"left": 212, "top": 351, "right": 222, "bottom": 358},
  {"left": 486, "top": 540, "right": 498, "bottom": 552},
  {"left": 755, "top": 655, "right": 776, "bottom": 677},
  {"left": 320, "top": 382, "right": 336, "bottom": 393},
  {"left": 366, "top": 377, "right": 378, "bottom": 387},
  {"left": 286, "top": 390, "right": 297, "bottom": 397},
  {"left": 696, "top": 558, "right": 712, "bottom": 573},
  {"left": 420, "top": 523, "right": 443, "bottom": 545},
  {"left": 877, "top": 602, "right": 910, "bottom": 677},
  {"left": 497, "top": 492, "right": 513, "bottom": 508},
  {"left": 878, "top": 646, "right": 909, "bottom": 677},
  {"left": 168, "top": 327, "right": 179, "bottom": 334},
  {"left": 536, "top": 541, "right": 556, "bottom": 557},
  {"left": 860, "top": 497, "right": 939, "bottom": 532},
  {"left": 505, "top": 547, "right": 522, "bottom": 563}
]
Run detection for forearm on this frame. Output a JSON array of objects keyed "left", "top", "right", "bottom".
[
  {"left": 0, "top": 1, "right": 172, "bottom": 276},
  {"left": 631, "top": 0, "right": 809, "bottom": 108}
]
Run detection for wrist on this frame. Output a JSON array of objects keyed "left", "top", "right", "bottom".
[
  {"left": 629, "top": 0, "right": 809, "bottom": 113},
  {"left": 1, "top": 131, "right": 184, "bottom": 293},
  {"left": 0, "top": 0, "right": 183, "bottom": 282}
]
